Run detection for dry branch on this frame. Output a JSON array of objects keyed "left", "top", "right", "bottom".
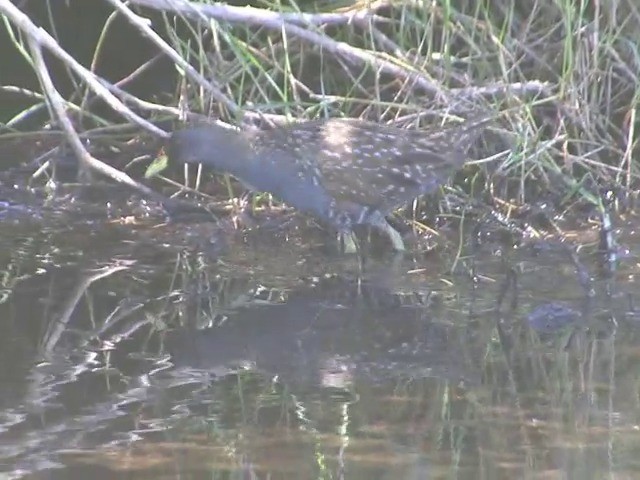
[
  {"left": 0, "top": 0, "right": 164, "bottom": 136},
  {"left": 26, "top": 35, "right": 159, "bottom": 196},
  {"left": 129, "top": 0, "right": 553, "bottom": 107},
  {"left": 0, "top": 0, "right": 166, "bottom": 196},
  {"left": 104, "top": 0, "right": 241, "bottom": 117},
  {"left": 129, "top": 0, "right": 449, "bottom": 100}
]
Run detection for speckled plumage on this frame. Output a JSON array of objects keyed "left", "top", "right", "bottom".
[{"left": 167, "top": 115, "right": 493, "bottom": 250}]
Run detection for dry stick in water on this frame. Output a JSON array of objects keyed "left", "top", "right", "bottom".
[{"left": 26, "top": 35, "right": 159, "bottom": 197}]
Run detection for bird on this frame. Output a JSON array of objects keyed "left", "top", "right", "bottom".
[{"left": 165, "top": 114, "right": 495, "bottom": 251}]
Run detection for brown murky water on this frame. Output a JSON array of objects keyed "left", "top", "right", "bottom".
[{"left": 1, "top": 184, "right": 640, "bottom": 480}]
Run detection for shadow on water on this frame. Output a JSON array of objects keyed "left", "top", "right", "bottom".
[{"left": 1, "top": 183, "right": 640, "bottom": 479}]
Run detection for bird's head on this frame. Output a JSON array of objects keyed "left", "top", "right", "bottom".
[{"left": 165, "top": 124, "right": 254, "bottom": 174}]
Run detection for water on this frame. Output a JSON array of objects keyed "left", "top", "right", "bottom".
[{"left": 0, "top": 183, "right": 639, "bottom": 479}]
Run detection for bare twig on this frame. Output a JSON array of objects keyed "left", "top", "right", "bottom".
[{"left": 133, "top": 0, "right": 391, "bottom": 27}]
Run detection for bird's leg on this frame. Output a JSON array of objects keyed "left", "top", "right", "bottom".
[
  {"left": 379, "top": 219, "right": 406, "bottom": 251},
  {"left": 329, "top": 207, "right": 360, "bottom": 254},
  {"left": 337, "top": 230, "right": 359, "bottom": 254},
  {"left": 229, "top": 191, "right": 253, "bottom": 230},
  {"left": 356, "top": 210, "right": 405, "bottom": 251}
]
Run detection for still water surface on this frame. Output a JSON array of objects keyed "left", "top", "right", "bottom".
[{"left": 0, "top": 185, "right": 639, "bottom": 479}]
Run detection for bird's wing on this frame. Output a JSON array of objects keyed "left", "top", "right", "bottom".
[
  {"left": 295, "top": 119, "right": 477, "bottom": 211},
  {"left": 252, "top": 115, "right": 492, "bottom": 213}
]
